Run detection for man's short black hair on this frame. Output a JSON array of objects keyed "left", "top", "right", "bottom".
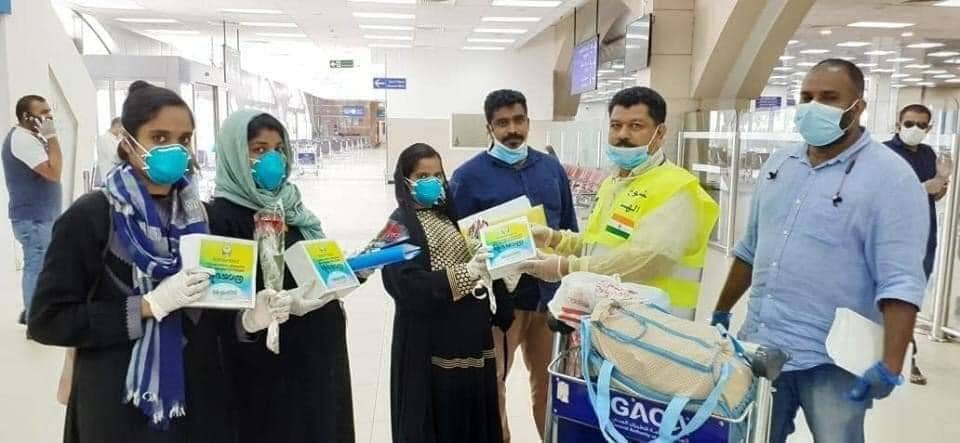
[
  {"left": 15, "top": 95, "right": 45, "bottom": 123},
  {"left": 608, "top": 87, "right": 667, "bottom": 124},
  {"left": 899, "top": 103, "right": 932, "bottom": 122},
  {"left": 812, "top": 58, "right": 865, "bottom": 96},
  {"left": 484, "top": 89, "right": 527, "bottom": 124}
]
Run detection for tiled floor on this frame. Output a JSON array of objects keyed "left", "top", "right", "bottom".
[{"left": 1, "top": 149, "right": 959, "bottom": 442}]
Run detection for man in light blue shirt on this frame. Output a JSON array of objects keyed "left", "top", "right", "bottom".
[{"left": 711, "top": 59, "right": 928, "bottom": 443}]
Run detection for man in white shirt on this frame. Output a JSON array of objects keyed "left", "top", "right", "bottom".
[
  {"left": 1, "top": 95, "right": 63, "bottom": 327},
  {"left": 96, "top": 117, "right": 122, "bottom": 185}
]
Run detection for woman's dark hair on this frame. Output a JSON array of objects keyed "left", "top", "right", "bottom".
[
  {"left": 393, "top": 143, "right": 457, "bottom": 220},
  {"left": 117, "top": 80, "right": 195, "bottom": 162},
  {"left": 247, "top": 113, "right": 287, "bottom": 147}
]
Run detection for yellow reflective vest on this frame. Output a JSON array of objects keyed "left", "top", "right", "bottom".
[{"left": 582, "top": 162, "right": 719, "bottom": 309}]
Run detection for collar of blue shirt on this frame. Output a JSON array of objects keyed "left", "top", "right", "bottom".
[{"left": 789, "top": 128, "right": 872, "bottom": 169}]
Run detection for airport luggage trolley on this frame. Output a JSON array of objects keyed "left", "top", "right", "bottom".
[{"left": 543, "top": 325, "right": 786, "bottom": 443}]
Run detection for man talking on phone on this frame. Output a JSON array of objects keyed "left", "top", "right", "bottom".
[{"left": 2, "top": 95, "right": 63, "bottom": 329}]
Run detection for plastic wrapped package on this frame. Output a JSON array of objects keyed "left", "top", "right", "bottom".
[{"left": 548, "top": 272, "right": 670, "bottom": 330}]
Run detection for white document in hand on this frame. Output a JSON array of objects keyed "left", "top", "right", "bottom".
[{"left": 825, "top": 308, "right": 884, "bottom": 376}]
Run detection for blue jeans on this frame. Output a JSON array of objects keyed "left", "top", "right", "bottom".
[
  {"left": 11, "top": 219, "right": 53, "bottom": 317},
  {"left": 770, "top": 364, "right": 871, "bottom": 443}
]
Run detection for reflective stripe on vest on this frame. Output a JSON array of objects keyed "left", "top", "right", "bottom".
[{"left": 582, "top": 162, "right": 719, "bottom": 309}]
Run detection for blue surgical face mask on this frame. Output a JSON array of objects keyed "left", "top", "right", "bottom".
[
  {"left": 794, "top": 100, "right": 859, "bottom": 148},
  {"left": 489, "top": 140, "right": 529, "bottom": 165},
  {"left": 605, "top": 126, "right": 659, "bottom": 171},
  {"left": 407, "top": 176, "right": 445, "bottom": 207},
  {"left": 251, "top": 150, "right": 287, "bottom": 192}
]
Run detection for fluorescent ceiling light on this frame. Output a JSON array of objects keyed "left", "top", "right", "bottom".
[
  {"left": 947, "top": 78, "right": 960, "bottom": 83},
  {"left": 598, "top": 69, "right": 615, "bottom": 74},
  {"left": 923, "top": 69, "right": 947, "bottom": 74},
  {"left": 241, "top": 22, "right": 297, "bottom": 28},
  {"left": 820, "top": 29, "right": 833, "bottom": 35},
  {"left": 256, "top": 32, "right": 307, "bottom": 38},
  {"left": 626, "top": 34, "right": 649, "bottom": 40},
  {"left": 482, "top": 17, "right": 541, "bottom": 23},
  {"left": 902, "top": 78, "right": 923, "bottom": 82},
  {"left": 116, "top": 18, "right": 178, "bottom": 24},
  {"left": 369, "top": 43, "right": 412, "bottom": 48},
  {"left": 364, "top": 34, "right": 414, "bottom": 41},
  {"left": 792, "top": 72, "right": 807, "bottom": 76},
  {"left": 847, "top": 21, "right": 914, "bottom": 29},
  {"left": 352, "top": 12, "right": 416, "bottom": 19},
  {"left": 796, "top": 62, "right": 816, "bottom": 67},
  {"left": 219, "top": 8, "right": 283, "bottom": 14},
  {"left": 837, "top": 41, "right": 870, "bottom": 47},
  {"left": 72, "top": 0, "right": 144, "bottom": 9},
  {"left": 349, "top": 0, "right": 415, "bottom": 3},
  {"left": 773, "top": 67, "right": 792, "bottom": 71},
  {"left": 864, "top": 50, "right": 894, "bottom": 56},
  {"left": 907, "top": 42, "right": 945, "bottom": 49},
  {"left": 935, "top": 0, "right": 960, "bottom": 6},
  {"left": 779, "top": 55, "right": 795, "bottom": 61},
  {"left": 934, "top": 74, "right": 957, "bottom": 78},
  {"left": 462, "top": 46, "right": 507, "bottom": 51},
  {"left": 872, "top": 68, "right": 895, "bottom": 73},
  {"left": 857, "top": 63, "right": 877, "bottom": 67},
  {"left": 799, "top": 49, "right": 830, "bottom": 54},
  {"left": 474, "top": 28, "right": 527, "bottom": 34},
  {"left": 146, "top": 29, "right": 200, "bottom": 35},
  {"left": 360, "top": 25, "right": 414, "bottom": 31},
  {"left": 491, "top": 0, "right": 562, "bottom": 7},
  {"left": 886, "top": 57, "right": 914, "bottom": 63},
  {"left": 788, "top": 40, "right": 799, "bottom": 45},
  {"left": 839, "top": 56, "right": 857, "bottom": 61},
  {"left": 468, "top": 38, "right": 516, "bottom": 44},
  {"left": 769, "top": 75, "right": 788, "bottom": 79},
  {"left": 902, "top": 32, "right": 914, "bottom": 37},
  {"left": 919, "top": 82, "right": 937, "bottom": 87},
  {"left": 611, "top": 63, "right": 625, "bottom": 69},
  {"left": 892, "top": 73, "right": 910, "bottom": 78},
  {"left": 929, "top": 51, "right": 960, "bottom": 57},
  {"left": 891, "top": 84, "right": 906, "bottom": 88},
  {"left": 904, "top": 64, "right": 932, "bottom": 69}
]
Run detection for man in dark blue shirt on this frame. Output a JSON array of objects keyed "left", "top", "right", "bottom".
[
  {"left": 884, "top": 103, "right": 948, "bottom": 386},
  {"left": 450, "top": 89, "right": 577, "bottom": 442}
]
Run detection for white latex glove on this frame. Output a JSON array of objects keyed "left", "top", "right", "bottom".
[
  {"left": 531, "top": 224, "right": 555, "bottom": 248},
  {"left": 288, "top": 281, "right": 355, "bottom": 317},
  {"left": 516, "top": 252, "right": 566, "bottom": 283},
  {"left": 937, "top": 157, "right": 954, "bottom": 178},
  {"left": 242, "top": 289, "right": 292, "bottom": 333},
  {"left": 467, "top": 249, "right": 492, "bottom": 288},
  {"left": 143, "top": 268, "right": 212, "bottom": 322},
  {"left": 38, "top": 117, "right": 57, "bottom": 139},
  {"left": 503, "top": 273, "right": 522, "bottom": 293}
]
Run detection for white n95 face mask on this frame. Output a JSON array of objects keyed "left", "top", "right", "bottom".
[{"left": 899, "top": 126, "right": 927, "bottom": 146}]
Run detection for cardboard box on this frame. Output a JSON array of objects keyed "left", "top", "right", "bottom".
[
  {"left": 179, "top": 234, "right": 257, "bottom": 310},
  {"left": 480, "top": 216, "right": 538, "bottom": 280},
  {"left": 285, "top": 239, "right": 360, "bottom": 296}
]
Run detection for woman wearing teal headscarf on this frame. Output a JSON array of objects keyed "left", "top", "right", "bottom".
[{"left": 207, "top": 110, "right": 354, "bottom": 443}]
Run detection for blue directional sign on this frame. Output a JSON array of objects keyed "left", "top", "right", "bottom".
[
  {"left": 373, "top": 78, "right": 407, "bottom": 90},
  {"left": 1, "top": 0, "right": 10, "bottom": 15},
  {"left": 755, "top": 96, "right": 783, "bottom": 109},
  {"left": 342, "top": 105, "right": 366, "bottom": 117}
]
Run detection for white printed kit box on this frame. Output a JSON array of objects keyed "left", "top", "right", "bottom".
[
  {"left": 285, "top": 239, "right": 361, "bottom": 297},
  {"left": 179, "top": 234, "right": 258, "bottom": 310},
  {"left": 480, "top": 216, "right": 538, "bottom": 280}
]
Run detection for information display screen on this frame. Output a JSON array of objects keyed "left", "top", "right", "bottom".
[
  {"left": 570, "top": 36, "right": 599, "bottom": 96},
  {"left": 625, "top": 14, "right": 652, "bottom": 73}
]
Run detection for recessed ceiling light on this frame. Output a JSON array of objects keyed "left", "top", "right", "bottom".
[
  {"left": 934, "top": 73, "right": 957, "bottom": 78},
  {"left": 847, "top": 21, "right": 914, "bottom": 29},
  {"left": 792, "top": 72, "right": 807, "bottom": 76},
  {"left": 796, "top": 62, "right": 816, "bottom": 67},
  {"left": 857, "top": 63, "right": 877, "bottom": 67},
  {"left": 369, "top": 43, "right": 412, "bottom": 48},
  {"left": 474, "top": 28, "right": 527, "bottom": 34},
  {"left": 491, "top": 0, "right": 562, "bottom": 7},
  {"left": 840, "top": 56, "right": 857, "bottom": 61},
  {"left": 352, "top": 12, "right": 416, "bottom": 19},
  {"left": 462, "top": 46, "right": 507, "bottom": 51},
  {"left": 364, "top": 34, "right": 414, "bottom": 41},
  {"left": 611, "top": 63, "right": 625, "bottom": 69},
  {"left": 891, "top": 84, "right": 906, "bottom": 88},
  {"left": 349, "top": 0, "right": 415, "bottom": 4},
  {"left": 820, "top": 29, "right": 833, "bottom": 35},
  {"left": 626, "top": 34, "right": 649, "bottom": 40},
  {"left": 902, "top": 78, "right": 923, "bottom": 82},
  {"left": 892, "top": 73, "right": 910, "bottom": 78},
  {"left": 468, "top": 38, "right": 516, "bottom": 44},
  {"left": 482, "top": 17, "right": 541, "bottom": 23},
  {"left": 919, "top": 82, "right": 937, "bottom": 87},
  {"left": 947, "top": 78, "right": 960, "bottom": 83},
  {"left": 907, "top": 42, "right": 945, "bottom": 49},
  {"left": 779, "top": 55, "right": 795, "bottom": 61},
  {"left": 256, "top": 32, "right": 307, "bottom": 38},
  {"left": 145, "top": 29, "right": 201, "bottom": 35},
  {"left": 902, "top": 31, "right": 915, "bottom": 37},
  {"left": 864, "top": 50, "right": 894, "bottom": 56},
  {"left": 219, "top": 8, "right": 283, "bottom": 14},
  {"left": 923, "top": 69, "right": 947, "bottom": 74},
  {"left": 359, "top": 25, "right": 414, "bottom": 31},
  {"left": 837, "top": 41, "right": 870, "bottom": 47},
  {"left": 904, "top": 64, "right": 932, "bottom": 69},
  {"left": 788, "top": 40, "right": 800, "bottom": 45},
  {"left": 773, "top": 67, "right": 792, "bottom": 71},
  {"left": 946, "top": 58, "right": 960, "bottom": 64},
  {"left": 117, "top": 18, "right": 178, "bottom": 24},
  {"left": 598, "top": 69, "right": 615, "bottom": 74},
  {"left": 936, "top": 1, "right": 960, "bottom": 6},
  {"left": 886, "top": 57, "right": 914, "bottom": 63},
  {"left": 929, "top": 51, "right": 960, "bottom": 57},
  {"left": 769, "top": 75, "right": 788, "bottom": 79},
  {"left": 872, "top": 68, "right": 895, "bottom": 73},
  {"left": 240, "top": 22, "right": 298, "bottom": 28},
  {"left": 799, "top": 49, "right": 830, "bottom": 54}
]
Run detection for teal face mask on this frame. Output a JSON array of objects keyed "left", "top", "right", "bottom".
[
  {"left": 407, "top": 176, "right": 445, "bottom": 207},
  {"left": 251, "top": 150, "right": 287, "bottom": 191},
  {"left": 605, "top": 126, "right": 660, "bottom": 171},
  {"left": 794, "top": 100, "right": 859, "bottom": 148}
]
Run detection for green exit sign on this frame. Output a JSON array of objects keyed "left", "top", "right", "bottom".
[{"left": 329, "top": 60, "right": 354, "bottom": 69}]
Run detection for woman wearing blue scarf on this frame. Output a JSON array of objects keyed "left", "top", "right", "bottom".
[
  {"left": 207, "top": 111, "right": 355, "bottom": 443},
  {"left": 28, "top": 81, "right": 271, "bottom": 442}
]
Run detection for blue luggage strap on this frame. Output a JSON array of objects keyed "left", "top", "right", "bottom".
[{"left": 580, "top": 318, "right": 734, "bottom": 443}]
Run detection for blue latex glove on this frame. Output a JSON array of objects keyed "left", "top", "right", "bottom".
[
  {"left": 711, "top": 311, "right": 732, "bottom": 331},
  {"left": 848, "top": 361, "right": 903, "bottom": 402}
]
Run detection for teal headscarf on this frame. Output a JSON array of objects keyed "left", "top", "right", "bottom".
[{"left": 213, "top": 110, "right": 325, "bottom": 239}]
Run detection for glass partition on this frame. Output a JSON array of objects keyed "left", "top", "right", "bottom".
[{"left": 679, "top": 110, "right": 737, "bottom": 251}]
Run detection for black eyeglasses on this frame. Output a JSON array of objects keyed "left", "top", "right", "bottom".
[{"left": 903, "top": 121, "right": 930, "bottom": 130}]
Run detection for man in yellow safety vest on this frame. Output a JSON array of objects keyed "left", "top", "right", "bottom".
[{"left": 517, "top": 86, "right": 719, "bottom": 319}]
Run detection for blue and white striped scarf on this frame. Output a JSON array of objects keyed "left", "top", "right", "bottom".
[{"left": 103, "top": 164, "right": 208, "bottom": 429}]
